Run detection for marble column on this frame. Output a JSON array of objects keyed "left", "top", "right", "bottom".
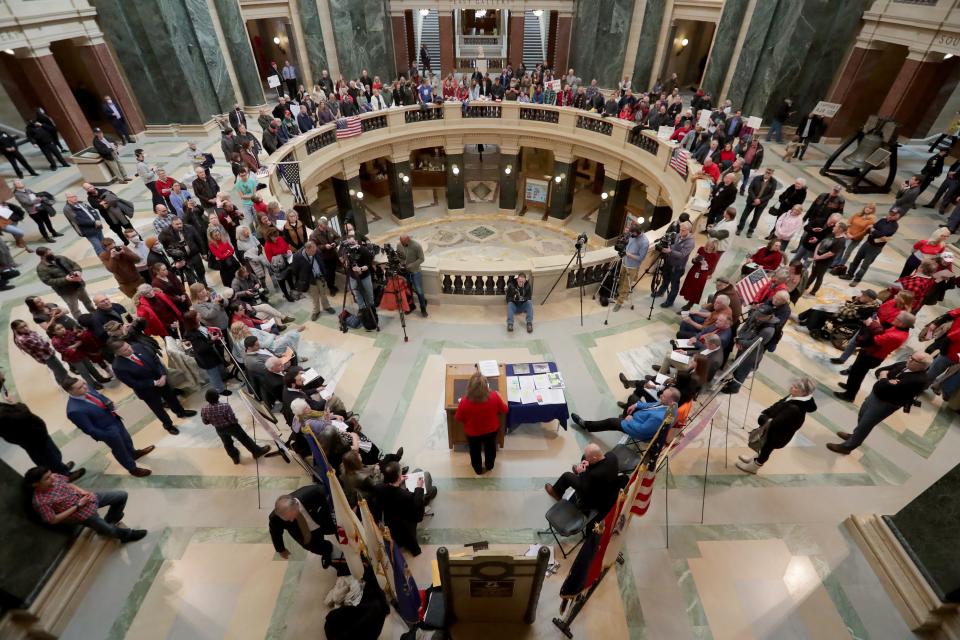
[
  {"left": 878, "top": 50, "right": 947, "bottom": 138},
  {"left": 387, "top": 159, "right": 415, "bottom": 220},
  {"left": 827, "top": 44, "right": 890, "bottom": 138},
  {"left": 332, "top": 173, "right": 368, "bottom": 235},
  {"left": 16, "top": 49, "right": 94, "bottom": 152},
  {"left": 391, "top": 15, "right": 408, "bottom": 76},
  {"left": 554, "top": 15, "right": 572, "bottom": 75},
  {"left": 211, "top": 0, "right": 264, "bottom": 106},
  {"left": 700, "top": 0, "right": 749, "bottom": 97},
  {"left": 570, "top": 0, "right": 633, "bottom": 87},
  {"left": 446, "top": 152, "right": 465, "bottom": 213},
  {"left": 328, "top": 0, "right": 395, "bottom": 80},
  {"left": 439, "top": 12, "right": 455, "bottom": 76},
  {"left": 595, "top": 175, "right": 631, "bottom": 239},
  {"left": 507, "top": 14, "right": 524, "bottom": 67},
  {"left": 726, "top": 0, "right": 869, "bottom": 125},
  {"left": 499, "top": 151, "right": 519, "bottom": 213},
  {"left": 885, "top": 462, "right": 960, "bottom": 603},
  {"left": 91, "top": 0, "right": 237, "bottom": 125},
  {"left": 74, "top": 39, "right": 146, "bottom": 135},
  {"left": 630, "top": 0, "right": 666, "bottom": 91},
  {"left": 548, "top": 160, "right": 575, "bottom": 220}
]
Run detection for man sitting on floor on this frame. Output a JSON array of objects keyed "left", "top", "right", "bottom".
[
  {"left": 798, "top": 289, "right": 878, "bottom": 336},
  {"left": 544, "top": 443, "right": 619, "bottom": 517},
  {"left": 375, "top": 460, "right": 437, "bottom": 557},
  {"left": 571, "top": 387, "right": 680, "bottom": 441}
]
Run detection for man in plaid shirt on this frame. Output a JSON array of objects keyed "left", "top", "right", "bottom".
[
  {"left": 24, "top": 466, "right": 147, "bottom": 542},
  {"left": 11, "top": 319, "right": 70, "bottom": 383},
  {"left": 200, "top": 389, "right": 270, "bottom": 464}
]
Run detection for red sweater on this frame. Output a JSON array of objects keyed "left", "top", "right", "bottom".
[
  {"left": 863, "top": 326, "right": 909, "bottom": 359},
  {"left": 454, "top": 391, "right": 507, "bottom": 437},
  {"left": 264, "top": 237, "right": 290, "bottom": 262},
  {"left": 750, "top": 248, "right": 783, "bottom": 271},
  {"left": 209, "top": 240, "right": 235, "bottom": 261}
]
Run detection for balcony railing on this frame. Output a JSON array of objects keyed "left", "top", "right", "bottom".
[
  {"left": 405, "top": 106, "right": 445, "bottom": 123},
  {"left": 576, "top": 115, "right": 613, "bottom": 136},
  {"left": 628, "top": 127, "right": 659, "bottom": 154},
  {"left": 520, "top": 108, "right": 559, "bottom": 123},
  {"left": 463, "top": 104, "right": 502, "bottom": 118},
  {"left": 361, "top": 115, "right": 388, "bottom": 132},
  {"left": 305, "top": 128, "right": 337, "bottom": 155}
]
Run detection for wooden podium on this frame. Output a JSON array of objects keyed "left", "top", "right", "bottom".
[{"left": 444, "top": 363, "right": 507, "bottom": 449}]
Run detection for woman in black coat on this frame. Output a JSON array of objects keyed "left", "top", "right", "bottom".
[
  {"left": 736, "top": 378, "right": 816, "bottom": 474},
  {"left": 180, "top": 310, "right": 231, "bottom": 396}
]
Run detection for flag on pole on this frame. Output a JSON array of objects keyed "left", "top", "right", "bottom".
[
  {"left": 326, "top": 469, "right": 366, "bottom": 579},
  {"left": 735, "top": 268, "right": 770, "bottom": 305},
  {"left": 670, "top": 148, "right": 690, "bottom": 177},
  {"left": 301, "top": 424, "right": 334, "bottom": 510},
  {"left": 358, "top": 499, "right": 395, "bottom": 598},
  {"left": 385, "top": 529, "right": 422, "bottom": 623},
  {"left": 335, "top": 116, "right": 362, "bottom": 139},
  {"left": 559, "top": 495, "right": 620, "bottom": 598}
]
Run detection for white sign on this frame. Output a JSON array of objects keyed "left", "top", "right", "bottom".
[
  {"left": 810, "top": 101, "right": 842, "bottom": 118},
  {"left": 524, "top": 178, "right": 549, "bottom": 205},
  {"left": 697, "top": 110, "right": 712, "bottom": 129},
  {"left": 546, "top": 79, "right": 561, "bottom": 91},
  {"left": 267, "top": 75, "right": 281, "bottom": 88},
  {"left": 290, "top": 103, "right": 301, "bottom": 117},
  {"left": 657, "top": 125, "right": 674, "bottom": 140},
  {"left": 746, "top": 116, "right": 762, "bottom": 130}
]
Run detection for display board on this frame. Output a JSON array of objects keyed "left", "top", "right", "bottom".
[
  {"left": 811, "top": 101, "right": 842, "bottom": 118},
  {"left": 524, "top": 178, "right": 550, "bottom": 205}
]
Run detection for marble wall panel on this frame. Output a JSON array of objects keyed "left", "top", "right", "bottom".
[
  {"left": 631, "top": 0, "right": 666, "bottom": 93},
  {"left": 700, "top": 0, "right": 749, "bottom": 96},
  {"left": 183, "top": 0, "right": 237, "bottom": 115},
  {"left": 213, "top": 0, "right": 264, "bottom": 106},
  {"left": 328, "top": 0, "right": 395, "bottom": 80},
  {"left": 723, "top": 0, "right": 779, "bottom": 111},
  {"left": 570, "top": 0, "right": 633, "bottom": 88},
  {"left": 297, "top": 0, "right": 330, "bottom": 88}
]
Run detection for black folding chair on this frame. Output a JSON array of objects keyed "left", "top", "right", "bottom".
[{"left": 539, "top": 498, "right": 598, "bottom": 559}]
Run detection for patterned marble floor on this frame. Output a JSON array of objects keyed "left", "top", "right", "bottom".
[{"left": 0, "top": 129, "right": 955, "bottom": 640}]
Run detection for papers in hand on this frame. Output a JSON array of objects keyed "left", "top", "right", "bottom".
[
  {"left": 672, "top": 351, "right": 691, "bottom": 365},
  {"left": 674, "top": 338, "right": 694, "bottom": 349},
  {"left": 301, "top": 368, "right": 322, "bottom": 385},
  {"left": 654, "top": 373, "right": 670, "bottom": 385},
  {"left": 478, "top": 360, "right": 499, "bottom": 377},
  {"left": 405, "top": 471, "right": 425, "bottom": 492},
  {"left": 261, "top": 319, "right": 276, "bottom": 332},
  {"left": 319, "top": 382, "right": 336, "bottom": 401}
]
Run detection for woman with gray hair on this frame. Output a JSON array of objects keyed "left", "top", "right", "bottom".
[{"left": 736, "top": 377, "right": 817, "bottom": 474}]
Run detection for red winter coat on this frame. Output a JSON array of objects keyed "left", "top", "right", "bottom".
[{"left": 136, "top": 291, "right": 185, "bottom": 337}]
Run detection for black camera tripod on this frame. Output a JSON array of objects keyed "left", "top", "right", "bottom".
[
  {"left": 339, "top": 249, "right": 380, "bottom": 334},
  {"left": 382, "top": 261, "right": 410, "bottom": 343},
  {"left": 541, "top": 233, "right": 587, "bottom": 326}
]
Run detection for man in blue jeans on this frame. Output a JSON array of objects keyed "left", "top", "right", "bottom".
[
  {"left": 506, "top": 273, "right": 533, "bottom": 332},
  {"left": 398, "top": 234, "right": 428, "bottom": 316},
  {"left": 655, "top": 221, "right": 695, "bottom": 308},
  {"left": 25, "top": 466, "right": 147, "bottom": 542},
  {"left": 765, "top": 98, "right": 794, "bottom": 144}
]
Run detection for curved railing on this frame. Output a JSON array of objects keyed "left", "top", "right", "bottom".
[{"left": 266, "top": 102, "right": 710, "bottom": 302}]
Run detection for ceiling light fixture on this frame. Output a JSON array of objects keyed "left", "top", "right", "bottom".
[
  {"left": 475, "top": 9, "right": 487, "bottom": 18},
  {"left": 946, "top": 54, "right": 955, "bottom": 60},
  {"left": 2, "top": 49, "right": 13, "bottom": 55}
]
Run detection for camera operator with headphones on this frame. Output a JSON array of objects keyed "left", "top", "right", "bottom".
[
  {"left": 613, "top": 222, "right": 649, "bottom": 312},
  {"left": 506, "top": 273, "right": 533, "bottom": 333}
]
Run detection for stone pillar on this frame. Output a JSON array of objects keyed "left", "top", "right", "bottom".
[
  {"left": 554, "top": 14, "right": 572, "bottom": 75},
  {"left": 332, "top": 172, "right": 368, "bottom": 235},
  {"left": 391, "top": 15, "right": 408, "bottom": 77},
  {"left": 328, "top": 0, "right": 395, "bottom": 80},
  {"left": 387, "top": 158, "right": 415, "bottom": 220},
  {"left": 878, "top": 50, "right": 947, "bottom": 138},
  {"left": 826, "top": 43, "right": 889, "bottom": 138},
  {"left": 630, "top": 0, "right": 666, "bottom": 92},
  {"left": 293, "top": 0, "right": 330, "bottom": 94},
  {"left": 73, "top": 39, "right": 147, "bottom": 135},
  {"left": 17, "top": 48, "right": 95, "bottom": 152},
  {"left": 571, "top": 0, "right": 636, "bottom": 88},
  {"left": 700, "top": 0, "right": 749, "bottom": 97},
  {"left": 316, "top": 0, "right": 342, "bottom": 79},
  {"left": 507, "top": 13, "right": 524, "bottom": 67},
  {"left": 499, "top": 150, "right": 520, "bottom": 213},
  {"left": 439, "top": 11, "right": 455, "bottom": 76},
  {"left": 446, "top": 151, "right": 465, "bottom": 213},
  {"left": 548, "top": 157, "right": 576, "bottom": 220},
  {"left": 595, "top": 174, "right": 632, "bottom": 239}
]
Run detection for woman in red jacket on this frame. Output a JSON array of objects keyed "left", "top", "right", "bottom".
[
  {"left": 899, "top": 228, "right": 949, "bottom": 278},
  {"left": 679, "top": 239, "right": 721, "bottom": 309},
  {"left": 741, "top": 239, "right": 783, "bottom": 275},
  {"left": 135, "top": 283, "right": 185, "bottom": 337},
  {"left": 47, "top": 323, "right": 112, "bottom": 388},
  {"left": 208, "top": 227, "right": 241, "bottom": 287},
  {"left": 454, "top": 372, "right": 508, "bottom": 475}
]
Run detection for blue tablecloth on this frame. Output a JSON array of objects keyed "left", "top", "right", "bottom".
[{"left": 505, "top": 362, "right": 569, "bottom": 430}]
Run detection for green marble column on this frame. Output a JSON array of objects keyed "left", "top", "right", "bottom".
[
  {"left": 212, "top": 0, "right": 263, "bottom": 106},
  {"left": 886, "top": 462, "right": 960, "bottom": 602},
  {"left": 570, "top": 0, "right": 633, "bottom": 87},
  {"left": 499, "top": 153, "right": 519, "bottom": 211},
  {"left": 328, "top": 0, "right": 395, "bottom": 80},
  {"left": 700, "top": 0, "right": 749, "bottom": 97},
  {"left": 548, "top": 162, "right": 575, "bottom": 220},
  {"left": 726, "top": 0, "right": 870, "bottom": 124},
  {"left": 388, "top": 160, "right": 415, "bottom": 220},
  {"left": 595, "top": 176, "right": 631, "bottom": 239},
  {"left": 92, "top": 0, "right": 236, "bottom": 124},
  {"left": 332, "top": 175, "right": 368, "bottom": 235},
  {"left": 631, "top": 0, "right": 666, "bottom": 93},
  {"left": 446, "top": 153, "right": 465, "bottom": 211},
  {"left": 297, "top": 0, "right": 330, "bottom": 86}
]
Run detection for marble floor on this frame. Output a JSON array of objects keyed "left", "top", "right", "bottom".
[{"left": 0, "top": 127, "right": 956, "bottom": 640}]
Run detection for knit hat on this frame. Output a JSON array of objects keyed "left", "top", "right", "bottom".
[{"left": 861, "top": 289, "right": 878, "bottom": 300}]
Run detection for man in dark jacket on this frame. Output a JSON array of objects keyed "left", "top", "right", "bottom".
[
  {"left": 291, "top": 242, "right": 336, "bottom": 320},
  {"left": 192, "top": 166, "right": 220, "bottom": 212},
  {"left": 506, "top": 273, "right": 533, "bottom": 332},
  {"left": 92, "top": 128, "right": 129, "bottom": 182},
  {"left": 736, "top": 378, "right": 816, "bottom": 474},
  {"left": 103, "top": 96, "right": 134, "bottom": 143},
  {"left": 109, "top": 340, "right": 196, "bottom": 435},
  {"left": 656, "top": 221, "right": 696, "bottom": 308},
  {"left": 35, "top": 247, "right": 94, "bottom": 318},
  {"left": 827, "top": 351, "right": 931, "bottom": 454},
  {"left": 736, "top": 168, "right": 779, "bottom": 237},
  {"left": 544, "top": 443, "right": 619, "bottom": 518},
  {"left": 706, "top": 173, "right": 738, "bottom": 225},
  {"left": 159, "top": 218, "right": 207, "bottom": 285},
  {"left": 228, "top": 103, "right": 247, "bottom": 133},
  {"left": 376, "top": 461, "right": 437, "bottom": 556},
  {"left": 25, "top": 119, "right": 69, "bottom": 170},
  {"left": 768, "top": 177, "right": 807, "bottom": 220},
  {"left": 269, "top": 485, "right": 349, "bottom": 574},
  {"left": 83, "top": 181, "right": 135, "bottom": 244},
  {"left": 62, "top": 191, "right": 107, "bottom": 254},
  {"left": 721, "top": 304, "right": 781, "bottom": 394},
  {"left": 262, "top": 121, "right": 281, "bottom": 154},
  {"left": 0, "top": 130, "right": 37, "bottom": 178}
]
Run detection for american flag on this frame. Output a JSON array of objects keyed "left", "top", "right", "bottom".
[
  {"left": 335, "top": 116, "right": 362, "bottom": 139},
  {"left": 275, "top": 161, "right": 306, "bottom": 204},
  {"left": 670, "top": 148, "right": 690, "bottom": 177},
  {"left": 735, "top": 268, "right": 770, "bottom": 305}
]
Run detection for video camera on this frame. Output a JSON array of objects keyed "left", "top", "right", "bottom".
[
  {"left": 343, "top": 241, "right": 381, "bottom": 265},
  {"left": 613, "top": 233, "right": 629, "bottom": 257},
  {"left": 575, "top": 232, "right": 588, "bottom": 251},
  {"left": 382, "top": 242, "right": 404, "bottom": 273},
  {"left": 655, "top": 231, "right": 677, "bottom": 252}
]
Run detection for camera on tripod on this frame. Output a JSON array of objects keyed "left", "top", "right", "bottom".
[
  {"left": 381, "top": 242, "right": 404, "bottom": 274},
  {"left": 613, "top": 233, "right": 630, "bottom": 257},
  {"left": 575, "top": 232, "right": 588, "bottom": 250},
  {"left": 655, "top": 231, "right": 677, "bottom": 252}
]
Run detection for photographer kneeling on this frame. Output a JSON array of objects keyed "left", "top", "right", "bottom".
[{"left": 506, "top": 273, "right": 533, "bottom": 333}]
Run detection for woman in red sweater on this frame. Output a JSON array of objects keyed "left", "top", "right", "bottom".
[
  {"left": 741, "top": 239, "right": 783, "bottom": 275},
  {"left": 899, "top": 228, "right": 949, "bottom": 278},
  {"left": 454, "top": 372, "right": 508, "bottom": 475},
  {"left": 208, "top": 227, "right": 241, "bottom": 288},
  {"left": 263, "top": 227, "right": 291, "bottom": 262}
]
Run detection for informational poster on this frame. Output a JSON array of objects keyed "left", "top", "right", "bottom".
[
  {"left": 746, "top": 116, "right": 763, "bottom": 130},
  {"left": 267, "top": 75, "right": 281, "bottom": 88},
  {"left": 810, "top": 101, "right": 842, "bottom": 118},
  {"left": 524, "top": 178, "right": 549, "bottom": 205},
  {"left": 657, "top": 125, "right": 674, "bottom": 140}
]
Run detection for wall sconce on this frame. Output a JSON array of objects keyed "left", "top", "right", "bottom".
[
  {"left": 504, "top": 166, "right": 512, "bottom": 175},
  {"left": 947, "top": 54, "right": 955, "bottom": 60},
  {"left": 348, "top": 189, "right": 355, "bottom": 196},
  {"left": 600, "top": 192, "right": 608, "bottom": 200},
  {"left": 638, "top": 217, "right": 645, "bottom": 224},
  {"left": 273, "top": 36, "right": 281, "bottom": 45},
  {"left": 680, "top": 38, "right": 689, "bottom": 48},
  {"left": 533, "top": 9, "right": 543, "bottom": 17},
  {"left": 451, "top": 165, "right": 460, "bottom": 175},
  {"left": 356, "top": 191, "right": 364, "bottom": 200},
  {"left": 398, "top": 172, "right": 405, "bottom": 179},
  {"left": 554, "top": 175, "right": 562, "bottom": 183},
  {"left": 419, "top": 8, "right": 429, "bottom": 16},
  {"left": 402, "top": 175, "right": 410, "bottom": 184}
]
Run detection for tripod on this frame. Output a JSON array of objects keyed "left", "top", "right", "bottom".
[
  {"left": 340, "top": 251, "right": 380, "bottom": 334},
  {"left": 541, "top": 235, "right": 587, "bottom": 326},
  {"left": 384, "top": 263, "right": 410, "bottom": 343}
]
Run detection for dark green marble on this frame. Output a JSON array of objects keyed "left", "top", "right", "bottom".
[
  {"left": 724, "top": 0, "right": 779, "bottom": 110},
  {"left": 328, "top": 0, "right": 395, "bottom": 80},
  {"left": 297, "top": 0, "right": 330, "bottom": 87},
  {"left": 213, "top": 0, "right": 264, "bottom": 106},
  {"left": 631, "top": 0, "right": 666, "bottom": 93},
  {"left": 700, "top": 0, "right": 749, "bottom": 96},
  {"left": 499, "top": 153, "right": 519, "bottom": 210},
  {"left": 91, "top": 0, "right": 236, "bottom": 124},
  {"left": 446, "top": 153, "right": 465, "bottom": 210},
  {"left": 887, "top": 462, "right": 960, "bottom": 602},
  {"left": 388, "top": 159, "right": 414, "bottom": 219},
  {"left": 595, "top": 176, "right": 631, "bottom": 239},
  {"left": 570, "top": 0, "right": 634, "bottom": 88},
  {"left": 547, "top": 161, "right": 575, "bottom": 219}
]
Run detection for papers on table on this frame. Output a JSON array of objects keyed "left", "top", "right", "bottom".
[
  {"left": 539, "top": 388, "right": 566, "bottom": 405},
  {"left": 512, "top": 363, "right": 531, "bottom": 375},
  {"left": 532, "top": 374, "right": 551, "bottom": 390},
  {"left": 546, "top": 372, "right": 564, "bottom": 389},
  {"left": 532, "top": 363, "right": 551, "bottom": 374},
  {"left": 506, "top": 376, "right": 522, "bottom": 403},
  {"left": 301, "top": 368, "right": 322, "bottom": 385},
  {"left": 405, "top": 471, "right": 425, "bottom": 492},
  {"left": 478, "top": 360, "right": 499, "bottom": 377},
  {"left": 520, "top": 389, "right": 538, "bottom": 405},
  {"left": 519, "top": 376, "right": 536, "bottom": 392}
]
